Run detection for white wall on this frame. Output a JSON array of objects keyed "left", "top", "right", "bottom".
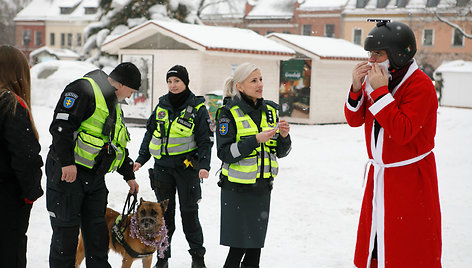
[
  {"left": 285, "top": 59, "right": 357, "bottom": 124},
  {"left": 441, "top": 72, "right": 472, "bottom": 108},
  {"left": 200, "top": 53, "right": 282, "bottom": 102},
  {"left": 119, "top": 49, "right": 285, "bottom": 109},
  {"left": 309, "top": 59, "right": 357, "bottom": 124}
]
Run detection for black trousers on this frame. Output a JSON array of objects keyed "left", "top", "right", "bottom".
[
  {"left": 45, "top": 156, "right": 111, "bottom": 268},
  {"left": 224, "top": 247, "right": 261, "bottom": 268},
  {"left": 0, "top": 182, "right": 32, "bottom": 268},
  {"left": 151, "top": 164, "right": 205, "bottom": 260}
]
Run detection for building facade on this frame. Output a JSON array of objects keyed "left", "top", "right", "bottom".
[
  {"left": 14, "top": 0, "right": 99, "bottom": 61},
  {"left": 201, "top": 0, "right": 472, "bottom": 72}
]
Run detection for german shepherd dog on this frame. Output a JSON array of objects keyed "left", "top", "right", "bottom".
[{"left": 75, "top": 198, "right": 169, "bottom": 268}]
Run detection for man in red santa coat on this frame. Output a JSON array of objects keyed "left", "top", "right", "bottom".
[{"left": 344, "top": 20, "right": 442, "bottom": 268}]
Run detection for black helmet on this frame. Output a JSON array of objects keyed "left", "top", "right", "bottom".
[{"left": 364, "top": 21, "right": 417, "bottom": 69}]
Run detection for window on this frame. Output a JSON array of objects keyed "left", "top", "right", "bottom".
[
  {"left": 35, "top": 31, "right": 42, "bottom": 46},
  {"left": 377, "top": 0, "right": 389, "bottom": 8},
  {"left": 426, "top": 0, "right": 439, "bottom": 7},
  {"left": 84, "top": 7, "right": 98, "bottom": 14},
  {"left": 356, "top": 0, "right": 368, "bottom": 8},
  {"left": 302, "top": 24, "right": 312, "bottom": 36},
  {"left": 283, "top": 31, "right": 291, "bottom": 34},
  {"left": 61, "top": 33, "right": 65, "bottom": 47},
  {"left": 325, "top": 24, "right": 335, "bottom": 38},
  {"left": 67, "top": 33, "right": 72, "bottom": 47},
  {"left": 395, "top": 0, "right": 408, "bottom": 7},
  {"left": 423, "top": 29, "right": 434, "bottom": 46},
  {"left": 266, "top": 30, "right": 274, "bottom": 35},
  {"left": 453, "top": 28, "right": 464, "bottom": 47},
  {"left": 77, "top": 33, "right": 82, "bottom": 46},
  {"left": 456, "top": 0, "right": 470, "bottom": 7},
  {"left": 353, "top": 29, "right": 362, "bottom": 45},
  {"left": 22, "top": 29, "right": 32, "bottom": 46},
  {"left": 50, "top": 33, "right": 55, "bottom": 46},
  {"left": 60, "top": 7, "right": 74, "bottom": 14}
]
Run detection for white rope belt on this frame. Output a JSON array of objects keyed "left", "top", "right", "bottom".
[
  {"left": 363, "top": 150, "right": 431, "bottom": 268},
  {"left": 363, "top": 151, "right": 432, "bottom": 186}
]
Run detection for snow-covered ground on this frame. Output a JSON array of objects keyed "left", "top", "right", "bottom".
[{"left": 25, "top": 102, "right": 472, "bottom": 267}]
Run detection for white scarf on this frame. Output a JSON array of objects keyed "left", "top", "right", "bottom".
[{"left": 365, "top": 59, "right": 391, "bottom": 102}]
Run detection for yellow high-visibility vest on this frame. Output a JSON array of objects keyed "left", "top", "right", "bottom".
[
  {"left": 149, "top": 103, "right": 204, "bottom": 159},
  {"left": 74, "top": 77, "right": 129, "bottom": 172},
  {"left": 221, "top": 104, "right": 279, "bottom": 184}
]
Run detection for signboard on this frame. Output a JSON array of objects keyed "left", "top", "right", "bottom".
[
  {"left": 279, "top": 59, "right": 311, "bottom": 119},
  {"left": 121, "top": 54, "right": 153, "bottom": 119}
]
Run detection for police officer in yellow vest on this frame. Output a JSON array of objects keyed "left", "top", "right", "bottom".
[
  {"left": 45, "top": 62, "right": 141, "bottom": 268},
  {"left": 134, "top": 65, "right": 213, "bottom": 268},
  {"left": 216, "top": 63, "right": 291, "bottom": 268}
]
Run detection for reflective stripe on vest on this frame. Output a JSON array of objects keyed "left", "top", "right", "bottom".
[
  {"left": 221, "top": 105, "right": 279, "bottom": 184},
  {"left": 149, "top": 103, "right": 204, "bottom": 159},
  {"left": 73, "top": 77, "right": 129, "bottom": 172}
]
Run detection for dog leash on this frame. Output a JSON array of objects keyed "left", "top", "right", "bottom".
[
  {"left": 111, "top": 192, "right": 138, "bottom": 250},
  {"left": 122, "top": 192, "right": 138, "bottom": 217}
]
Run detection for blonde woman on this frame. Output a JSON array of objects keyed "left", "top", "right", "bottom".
[
  {"left": 216, "top": 63, "right": 291, "bottom": 268},
  {"left": 0, "top": 45, "right": 43, "bottom": 268}
]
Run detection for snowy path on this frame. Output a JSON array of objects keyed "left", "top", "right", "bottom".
[{"left": 27, "top": 105, "right": 472, "bottom": 267}]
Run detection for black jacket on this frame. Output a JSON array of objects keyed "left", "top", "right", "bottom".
[
  {"left": 48, "top": 69, "right": 135, "bottom": 180},
  {"left": 136, "top": 92, "right": 213, "bottom": 171},
  {"left": 216, "top": 95, "right": 291, "bottom": 190},
  {"left": 0, "top": 89, "right": 43, "bottom": 201}
]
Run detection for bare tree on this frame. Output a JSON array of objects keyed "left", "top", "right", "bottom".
[{"left": 433, "top": 1, "right": 472, "bottom": 39}]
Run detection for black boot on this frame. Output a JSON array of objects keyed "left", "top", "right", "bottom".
[
  {"left": 240, "top": 263, "right": 259, "bottom": 268},
  {"left": 154, "top": 258, "right": 169, "bottom": 268},
  {"left": 191, "top": 254, "right": 206, "bottom": 268}
]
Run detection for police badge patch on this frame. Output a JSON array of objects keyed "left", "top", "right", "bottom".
[
  {"left": 63, "top": 97, "right": 76, "bottom": 108},
  {"left": 158, "top": 111, "right": 166, "bottom": 119},
  {"left": 219, "top": 123, "right": 228, "bottom": 135}
]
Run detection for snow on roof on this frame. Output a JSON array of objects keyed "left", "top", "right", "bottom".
[
  {"left": 102, "top": 20, "right": 295, "bottom": 56},
  {"left": 267, "top": 33, "right": 368, "bottom": 60},
  {"left": 246, "top": 0, "right": 296, "bottom": 19},
  {"left": 82, "top": 0, "right": 99, "bottom": 8},
  {"left": 435, "top": 60, "right": 472, "bottom": 73},
  {"left": 14, "top": 0, "right": 99, "bottom": 21},
  {"left": 299, "top": 0, "right": 348, "bottom": 10},
  {"left": 60, "top": 0, "right": 82, "bottom": 8},
  {"left": 344, "top": 0, "right": 451, "bottom": 11},
  {"left": 199, "top": 0, "right": 247, "bottom": 19},
  {"left": 30, "top": 46, "right": 79, "bottom": 58}
]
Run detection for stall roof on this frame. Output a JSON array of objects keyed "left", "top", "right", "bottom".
[
  {"left": 101, "top": 20, "right": 295, "bottom": 56},
  {"left": 435, "top": 60, "right": 472, "bottom": 73},
  {"left": 30, "top": 46, "right": 79, "bottom": 59},
  {"left": 266, "top": 33, "right": 368, "bottom": 60}
]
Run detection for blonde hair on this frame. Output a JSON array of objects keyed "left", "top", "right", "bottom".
[{"left": 223, "top": 62, "right": 260, "bottom": 99}]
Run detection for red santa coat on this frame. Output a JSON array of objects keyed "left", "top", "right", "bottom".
[{"left": 344, "top": 60, "right": 442, "bottom": 268}]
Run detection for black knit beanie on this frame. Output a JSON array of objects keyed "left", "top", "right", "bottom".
[
  {"left": 166, "top": 65, "right": 189, "bottom": 87},
  {"left": 109, "top": 62, "right": 142, "bottom": 90}
]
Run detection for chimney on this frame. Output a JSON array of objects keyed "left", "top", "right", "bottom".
[{"left": 245, "top": 0, "right": 256, "bottom": 17}]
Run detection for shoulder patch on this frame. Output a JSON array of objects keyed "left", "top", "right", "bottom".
[
  {"left": 218, "top": 117, "right": 230, "bottom": 124},
  {"left": 63, "top": 97, "right": 76, "bottom": 108},
  {"left": 65, "top": 92, "right": 79, "bottom": 99},
  {"left": 219, "top": 122, "right": 229, "bottom": 135}
]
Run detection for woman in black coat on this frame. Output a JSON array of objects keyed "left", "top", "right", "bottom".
[
  {"left": 216, "top": 62, "right": 291, "bottom": 268},
  {"left": 0, "top": 45, "right": 43, "bottom": 268}
]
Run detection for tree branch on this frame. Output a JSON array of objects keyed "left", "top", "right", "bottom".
[{"left": 434, "top": 10, "right": 472, "bottom": 39}]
